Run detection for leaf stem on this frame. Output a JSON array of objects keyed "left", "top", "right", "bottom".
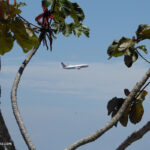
[
  {"left": 17, "top": 14, "right": 40, "bottom": 29},
  {"left": 136, "top": 50, "right": 150, "bottom": 64}
]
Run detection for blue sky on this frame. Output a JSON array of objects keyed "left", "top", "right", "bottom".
[{"left": 1, "top": 0, "right": 150, "bottom": 150}]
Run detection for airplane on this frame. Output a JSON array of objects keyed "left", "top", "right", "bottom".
[{"left": 61, "top": 62, "right": 89, "bottom": 70}]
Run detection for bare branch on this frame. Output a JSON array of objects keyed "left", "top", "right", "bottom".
[
  {"left": 65, "top": 68, "right": 150, "bottom": 150},
  {"left": 11, "top": 40, "right": 41, "bottom": 150},
  {"left": 116, "top": 121, "right": 150, "bottom": 150}
]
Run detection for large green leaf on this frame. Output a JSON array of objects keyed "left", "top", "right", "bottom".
[
  {"left": 52, "top": 21, "right": 89, "bottom": 37},
  {"left": 129, "top": 102, "right": 144, "bottom": 124},
  {"left": 55, "top": 0, "right": 71, "bottom": 18},
  {"left": 0, "top": 25, "right": 14, "bottom": 55},
  {"left": 107, "top": 40, "right": 124, "bottom": 58},
  {"left": 54, "top": 0, "right": 84, "bottom": 23},
  {"left": 70, "top": 3, "right": 85, "bottom": 22},
  {"left": 119, "top": 105, "right": 130, "bottom": 127},
  {"left": 11, "top": 18, "right": 39, "bottom": 53}
]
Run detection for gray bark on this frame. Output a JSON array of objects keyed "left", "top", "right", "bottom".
[
  {"left": 116, "top": 121, "right": 150, "bottom": 150},
  {"left": 65, "top": 68, "right": 150, "bottom": 150},
  {"left": 11, "top": 42, "right": 41, "bottom": 150}
]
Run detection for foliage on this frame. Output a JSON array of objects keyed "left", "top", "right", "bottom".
[
  {"left": 107, "top": 89, "right": 148, "bottom": 127},
  {"left": 107, "top": 24, "right": 150, "bottom": 67},
  {"left": 0, "top": 1, "right": 39, "bottom": 55},
  {"left": 35, "top": 0, "right": 89, "bottom": 50},
  {"left": 0, "top": 0, "right": 89, "bottom": 55}
]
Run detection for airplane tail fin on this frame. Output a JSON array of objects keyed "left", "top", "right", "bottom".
[{"left": 61, "top": 62, "right": 66, "bottom": 68}]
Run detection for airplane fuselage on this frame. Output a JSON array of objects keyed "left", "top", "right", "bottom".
[{"left": 61, "top": 62, "right": 88, "bottom": 70}]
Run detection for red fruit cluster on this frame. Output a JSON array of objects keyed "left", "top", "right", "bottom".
[{"left": 35, "top": 6, "right": 55, "bottom": 28}]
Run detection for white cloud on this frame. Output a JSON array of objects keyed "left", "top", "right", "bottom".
[{"left": 0, "top": 61, "right": 149, "bottom": 100}]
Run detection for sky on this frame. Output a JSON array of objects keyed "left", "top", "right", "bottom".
[{"left": 1, "top": 0, "right": 150, "bottom": 150}]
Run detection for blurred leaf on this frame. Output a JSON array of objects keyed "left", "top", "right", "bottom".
[
  {"left": 124, "top": 49, "right": 138, "bottom": 68},
  {"left": 107, "top": 40, "right": 124, "bottom": 58},
  {"left": 11, "top": 18, "right": 39, "bottom": 53},
  {"left": 62, "top": 23, "right": 72, "bottom": 37},
  {"left": 72, "top": 23, "right": 89, "bottom": 37},
  {"left": 124, "top": 55, "right": 132, "bottom": 67},
  {"left": 42, "top": 0, "right": 52, "bottom": 7},
  {"left": 107, "top": 97, "right": 124, "bottom": 116},
  {"left": 124, "top": 89, "right": 130, "bottom": 96},
  {"left": 136, "top": 90, "right": 148, "bottom": 102},
  {"left": 132, "top": 52, "right": 138, "bottom": 62},
  {"left": 55, "top": 0, "right": 71, "bottom": 18},
  {"left": 136, "top": 45, "right": 148, "bottom": 54},
  {"left": 0, "top": 25, "right": 14, "bottom": 55},
  {"left": 120, "top": 105, "right": 130, "bottom": 127},
  {"left": 16, "top": 2, "right": 26, "bottom": 8},
  {"left": 136, "top": 24, "right": 150, "bottom": 41},
  {"left": 70, "top": 2, "right": 85, "bottom": 22},
  {"left": 118, "top": 37, "right": 135, "bottom": 52},
  {"left": 54, "top": 0, "right": 85, "bottom": 23},
  {"left": 52, "top": 21, "right": 89, "bottom": 37},
  {"left": 129, "top": 102, "right": 144, "bottom": 124},
  {"left": 107, "top": 37, "right": 136, "bottom": 59},
  {"left": 0, "top": 1, "right": 21, "bottom": 21}
]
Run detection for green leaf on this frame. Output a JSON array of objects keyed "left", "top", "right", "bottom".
[
  {"left": 52, "top": 21, "right": 89, "bottom": 37},
  {"left": 11, "top": 18, "right": 39, "bottom": 53},
  {"left": 136, "top": 90, "right": 148, "bottom": 102},
  {"left": 129, "top": 102, "right": 144, "bottom": 124},
  {"left": 52, "top": 21, "right": 65, "bottom": 34},
  {"left": 120, "top": 106, "right": 130, "bottom": 127},
  {"left": 136, "top": 45, "right": 148, "bottom": 54},
  {"left": 55, "top": 0, "right": 71, "bottom": 18},
  {"left": 62, "top": 23, "right": 72, "bottom": 37},
  {"left": 0, "top": 25, "right": 14, "bottom": 55},
  {"left": 42, "top": 0, "right": 52, "bottom": 7},
  {"left": 107, "top": 40, "right": 124, "bottom": 58},
  {"left": 72, "top": 23, "right": 89, "bottom": 37},
  {"left": 136, "top": 24, "right": 150, "bottom": 41},
  {"left": 0, "top": 1, "right": 21, "bottom": 20},
  {"left": 118, "top": 37, "right": 135, "bottom": 52},
  {"left": 70, "top": 3, "right": 85, "bottom": 22}
]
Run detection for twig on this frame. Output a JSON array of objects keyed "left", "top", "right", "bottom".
[
  {"left": 17, "top": 14, "right": 40, "bottom": 29},
  {"left": 11, "top": 38, "right": 41, "bottom": 150},
  {"left": 116, "top": 121, "right": 150, "bottom": 150},
  {"left": 65, "top": 68, "right": 150, "bottom": 150},
  {"left": 136, "top": 50, "right": 150, "bottom": 64},
  {"left": 135, "top": 81, "right": 150, "bottom": 99}
]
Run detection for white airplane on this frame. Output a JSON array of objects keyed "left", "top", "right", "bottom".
[{"left": 61, "top": 62, "right": 88, "bottom": 70}]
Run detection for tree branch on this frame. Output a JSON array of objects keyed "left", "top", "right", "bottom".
[
  {"left": 11, "top": 41, "right": 41, "bottom": 150},
  {"left": 116, "top": 121, "right": 150, "bottom": 150},
  {"left": 65, "top": 68, "right": 150, "bottom": 150}
]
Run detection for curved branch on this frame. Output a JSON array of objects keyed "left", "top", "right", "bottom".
[
  {"left": 116, "top": 121, "right": 150, "bottom": 150},
  {"left": 11, "top": 41, "right": 41, "bottom": 150},
  {"left": 136, "top": 50, "right": 150, "bottom": 64},
  {"left": 65, "top": 68, "right": 150, "bottom": 150}
]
